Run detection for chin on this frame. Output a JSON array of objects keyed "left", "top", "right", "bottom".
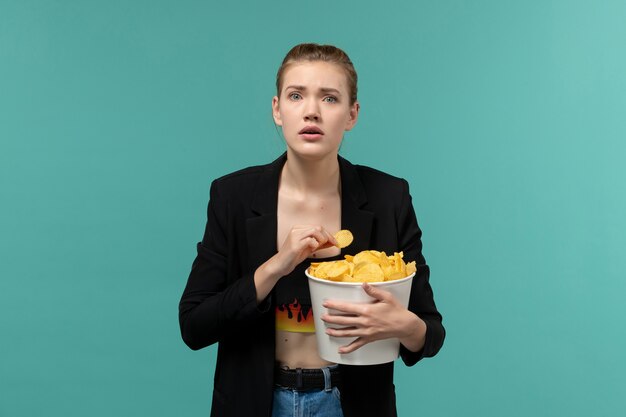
[{"left": 286, "top": 144, "right": 339, "bottom": 161}]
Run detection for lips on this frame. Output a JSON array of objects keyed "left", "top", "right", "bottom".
[{"left": 299, "top": 126, "right": 324, "bottom": 135}]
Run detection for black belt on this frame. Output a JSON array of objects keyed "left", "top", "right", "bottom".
[{"left": 274, "top": 365, "right": 341, "bottom": 391}]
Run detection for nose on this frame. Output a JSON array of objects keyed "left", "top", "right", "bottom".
[{"left": 303, "top": 99, "right": 320, "bottom": 121}]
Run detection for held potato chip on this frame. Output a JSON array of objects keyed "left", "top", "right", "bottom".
[
  {"left": 308, "top": 250, "right": 417, "bottom": 283},
  {"left": 333, "top": 230, "right": 353, "bottom": 249}
]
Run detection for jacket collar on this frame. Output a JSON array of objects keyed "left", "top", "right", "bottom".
[{"left": 246, "top": 153, "right": 374, "bottom": 268}]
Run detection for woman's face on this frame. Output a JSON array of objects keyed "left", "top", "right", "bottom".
[{"left": 272, "top": 61, "right": 359, "bottom": 161}]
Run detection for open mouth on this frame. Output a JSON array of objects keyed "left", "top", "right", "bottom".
[{"left": 299, "top": 126, "right": 324, "bottom": 135}]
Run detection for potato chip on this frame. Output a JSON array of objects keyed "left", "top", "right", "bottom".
[
  {"left": 340, "top": 273, "right": 364, "bottom": 283},
  {"left": 353, "top": 250, "right": 381, "bottom": 266},
  {"left": 326, "top": 260, "right": 352, "bottom": 281},
  {"left": 385, "top": 271, "right": 407, "bottom": 281},
  {"left": 308, "top": 249, "right": 415, "bottom": 283},
  {"left": 310, "top": 261, "right": 333, "bottom": 279},
  {"left": 381, "top": 263, "right": 396, "bottom": 279},
  {"left": 406, "top": 261, "right": 417, "bottom": 275},
  {"left": 353, "top": 263, "right": 384, "bottom": 282},
  {"left": 333, "top": 230, "right": 353, "bottom": 249}
]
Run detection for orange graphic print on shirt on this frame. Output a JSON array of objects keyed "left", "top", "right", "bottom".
[{"left": 275, "top": 298, "right": 316, "bottom": 333}]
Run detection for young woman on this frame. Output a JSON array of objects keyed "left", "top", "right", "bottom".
[{"left": 179, "top": 43, "right": 445, "bottom": 417}]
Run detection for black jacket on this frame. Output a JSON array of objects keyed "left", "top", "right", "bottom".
[{"left": 179, "top": 153, "right": 445, "bottom": 417}]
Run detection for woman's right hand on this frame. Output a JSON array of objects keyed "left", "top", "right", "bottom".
[
  {"left": 273, "top": 225, "right": 338, "bottom": 277},
  {"left": 254, "top": 225, "right": 338, "bottom": 303}
]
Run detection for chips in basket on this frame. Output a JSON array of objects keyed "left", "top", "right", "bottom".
[{"left": 309, "top": 250, "right": 417, "bottom": 283}]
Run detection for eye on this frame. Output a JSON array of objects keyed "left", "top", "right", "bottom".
[
  {"left": 323, "top": 96, "right": 338, "bottom": 103},
  {"left": 288, "top": 92, "right": 302, "bottom": 101}
]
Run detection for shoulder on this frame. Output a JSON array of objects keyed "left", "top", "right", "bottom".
[
  {"left": 212, "top": 164, "right": 266, "bottom": 189},
  {"left": 354, "top": 164, "right": 407, "bottom": 190},
  {"left": 342, "top": 157, "right": 409, "bottom": 199},
  {"left": 208, "top": 157, "right": 281, "bottom": 199}
]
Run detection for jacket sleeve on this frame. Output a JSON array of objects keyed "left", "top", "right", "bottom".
[
  {"left": 396, "top": 179, "right": 445, "bottom": 366},
  {"left": 178, "top": 180, "right": 268, "bottom": 351}
]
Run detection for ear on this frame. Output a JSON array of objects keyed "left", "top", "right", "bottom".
[
  {"left": 272, "top": 96, "right": 283, "bottom": 126},
  {"left": 344, "top": 101, "right": 360, "bottom": 131}
]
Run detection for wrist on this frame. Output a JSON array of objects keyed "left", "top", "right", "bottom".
[
  {"left": 257, "top": 258, "right": 283, "bottom": 284},
  {"left": 399, "top": 313, "right": 426, "bottom": 353},
  {"left": 263, "top": 253, "right": 289, "bottom": 280},
  {"left": 253, "top": 257, "right": 284, "bottom": 304}
]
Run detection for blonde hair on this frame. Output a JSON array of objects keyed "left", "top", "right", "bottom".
[{"left": 276, "top": 43, "right": 358, "bottom": 105}]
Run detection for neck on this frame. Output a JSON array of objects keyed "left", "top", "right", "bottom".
[{"left": 281, "top": 151, "right": 341, "bottom": 196}]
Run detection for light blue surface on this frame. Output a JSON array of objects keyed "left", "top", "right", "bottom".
[{"left": 1, "top": 1, "right": 625, "bottom": 416}]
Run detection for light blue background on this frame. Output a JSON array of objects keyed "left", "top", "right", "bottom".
[{"left": 1, "top": 1, "right": 625, "bottom": 416}]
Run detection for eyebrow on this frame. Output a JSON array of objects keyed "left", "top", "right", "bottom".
[{"left": 284, "top": 85, "right": 342, "bottom": 95}]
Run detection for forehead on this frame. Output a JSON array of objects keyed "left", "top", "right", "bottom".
[{"left": 281, "top": 61, "right": 349, "bottom": 93}]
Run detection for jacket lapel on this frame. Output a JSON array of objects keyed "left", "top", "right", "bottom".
[
  {"left": 339, "top": 156, "right": 374, "bottom": 254},
  {"left": 246, "top": 154, "right": 286, "bottom": 271}
]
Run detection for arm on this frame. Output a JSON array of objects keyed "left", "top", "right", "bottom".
[
  {"left": 396, "top": 179, "right": 445, "bottom": 366},
  {"left": 178, "top": 180, "right": 263, "bottom": 350},
  {"left": 179, "top": 181, "right": 338, "bottom": 350}
]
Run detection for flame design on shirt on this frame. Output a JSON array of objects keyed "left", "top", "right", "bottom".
[{"left": 275, "top": 298, "right": 316, "bottom": 333}]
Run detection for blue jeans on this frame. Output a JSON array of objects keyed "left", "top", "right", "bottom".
[
  {"left": 271, "top": 386, "right": 343, "bottom": 417},
  {"left": 272, "top": 366, "right": 344, "bottom": 417}
]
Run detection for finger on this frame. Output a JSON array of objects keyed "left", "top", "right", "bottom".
[
  {"left": 307, "top": 227, "right": 336, "bottom": 247},
  {"left": 290, "top": 234, "right": 317, "bottom": 251},
  {"left": 306, "top": 227, "right": 330, "bottom": 247},
  {"left": 326, "top": 326, "right": 365, "bottom": 339},
  {"left": 316, "top": 235, "right": 338, "bottom": 250},
  {"left": 362, "top": 283, "right": 396, "bottom": 303},
  {"left": 338, "top": 337, "right": 369, "bottom": 354},
  {"left": 307, "top": 236, "right": 320, "bottom": 249},
  {"left": 286, "top": 237, "right": 319, "bottom": 262},
  {"left": 323, "top": 300, "right": 369, "bottom": 315},
  {"left": 288, "top": 225, "right": 323, "bottom": 243},
  {"left": 321, "top": 313, "right": 361, "bottom": 327},
  {"left": 322, "top": 229, "right": 339, "bottom": 248},
  {"left": 281, "top": 228, "right": 310, "bottom": 253},
  {"left": 328, "top": 232, "right": 339, "bottom": 247},
  {"left": 325, "top": 325, "right": 358, "bottom": 335}
]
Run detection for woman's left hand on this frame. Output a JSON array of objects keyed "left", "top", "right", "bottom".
[{"left": 321, "top": 283, "right": 427, "bottom": 354}]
